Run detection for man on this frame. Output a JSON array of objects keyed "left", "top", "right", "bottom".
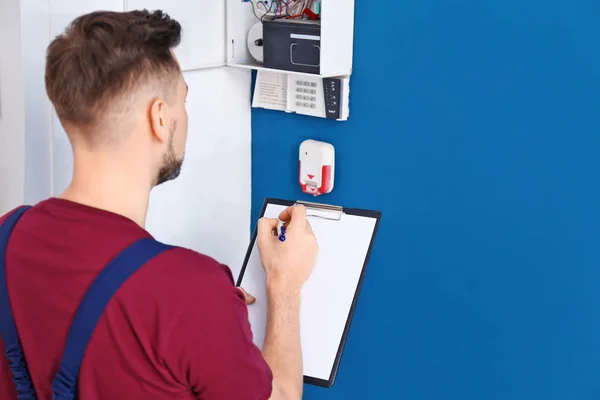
[{"left": 0, "top": 9, "right": 318, "bottom": 400}]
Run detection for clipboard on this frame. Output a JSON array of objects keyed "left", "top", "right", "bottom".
[{"left": 236, "top": 198, "right": 381, "bottom": 387}]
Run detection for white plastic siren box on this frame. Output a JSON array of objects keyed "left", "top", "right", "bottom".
[{"left": 299, "top": 139, "right": 335, "bottom": 196}]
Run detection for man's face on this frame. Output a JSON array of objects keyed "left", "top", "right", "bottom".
[{"left": 155, "top": 73, "right": 188, "bottom": 186}]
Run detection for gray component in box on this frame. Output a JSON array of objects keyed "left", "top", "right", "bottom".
[{"left": 263, "top": 19, "right": 321, "bottom": 75}]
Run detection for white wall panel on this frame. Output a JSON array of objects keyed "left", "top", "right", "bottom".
[
  {"left": 0, "top": 0, "right": 26, "bottom": 213},
  {"left": 126, "top": 0, "right": 226, "bottom": 71},
  {"left": 0, "top": 0, "right": 52, "bottom": 212},
  {"left": 22, "top": 0, "right": 53, "bottom": 205},
  {"left": 146, "top": 67, "right": 252, "bottom": 274}
]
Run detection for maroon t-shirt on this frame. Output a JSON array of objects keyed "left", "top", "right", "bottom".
[{"left": 0, "top": 198, "right": 272, "bottom": 399}]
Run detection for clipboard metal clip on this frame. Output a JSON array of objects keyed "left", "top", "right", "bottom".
[{"left": 295, "top": 200, "right": 343, "bottom": 221}]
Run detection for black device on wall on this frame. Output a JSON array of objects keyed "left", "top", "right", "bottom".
[
  {"left": 322, "top": 78, "right": 342, "bottom": 120},
  {"left": 263, "top": 19, "right": 321, "bottom": 74}
]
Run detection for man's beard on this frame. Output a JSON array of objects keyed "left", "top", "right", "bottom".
[{"left": 155, "top": 123, "right": 184, "bottom": 186}]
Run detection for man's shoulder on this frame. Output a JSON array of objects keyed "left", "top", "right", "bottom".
[
  {"left": 119, "top": 245, "right": 244, "bottom": 322},
  {"left": 0, "top": 211, "right": 9, "bottom": 226},
  {"left": 0, "top": 205, "right": 29, "bottom": 226},
  {"left": 142, "top": 245, "right": 237, "bottom": 292}
]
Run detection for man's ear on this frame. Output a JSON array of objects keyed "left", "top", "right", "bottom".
[{"left": 149, "top": 97, "right": 169, "bottom": 143}]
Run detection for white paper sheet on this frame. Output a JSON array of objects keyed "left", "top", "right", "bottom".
[
  {"left": 252, "top": 71, "right": 289, "bottom": 111},
  {"left": 238, "top": 202, "right": 378, "bottom": 382}
]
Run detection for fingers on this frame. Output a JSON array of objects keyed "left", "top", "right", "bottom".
[
  {"left": 259, "top": 205, "right": 312, "bottom": 243},
  {"left": 279, "top": 204, "right": 307, "bottom": 226},
  {"left": 257, "top": 217, "right": 278, "bottom": 243},
  {"left": 237, "top": 287, "right": 256, "bottom": 305},
  {"left": 305, "top": 218, "right": 314, "bottom": 235}
]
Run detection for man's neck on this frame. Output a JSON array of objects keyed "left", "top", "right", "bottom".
[{"left": 60, "top": 153, "right": 152, "bottom": 228}]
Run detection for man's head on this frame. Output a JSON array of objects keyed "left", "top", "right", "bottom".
[{"left": 45, "top": 10, "right": 188, "bottom": 186}]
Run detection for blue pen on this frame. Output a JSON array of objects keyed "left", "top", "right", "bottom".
[{"left": 277, "top": 220, "right": 286, "bottom": 242}]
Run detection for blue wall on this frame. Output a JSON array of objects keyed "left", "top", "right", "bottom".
[{"left": 251, "top": 1, "right": 600, "bottom": 399}]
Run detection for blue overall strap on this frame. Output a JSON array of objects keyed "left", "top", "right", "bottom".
[
  {"left": 52, "top": 237, "right": 173, "bottom": 400},
  {"left": 0, "top": 205, "right": 37, "bottom": 400}
]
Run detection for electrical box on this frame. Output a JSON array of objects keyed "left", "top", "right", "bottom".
[
  {"left": 125, "top": 0, "right": 355, "bottom": 119},
  {"left": 124, "top": 1, "right": 354, "bottom": 77},
  {"left": 228, "top": 0, "right": 355, "bottom": 77}
]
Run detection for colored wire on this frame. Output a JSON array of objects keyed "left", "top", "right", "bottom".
[
  {"left": 257, "top": 1, "right": 269, "bottom": 13},
  {"left": 249, "top": 0, "right": 317, "bottom": 22},
  {"left": 286, "top": 0, "right": 310, "bottom": 19},
  {"left": 248, "top": 0, "right": 260, "bottom": 20},
  {"left": 273, "top": 0, "right": 291, "bottom": 18},
  {"left": 260, "top": 0, "right": 275, "bottom": 22}
]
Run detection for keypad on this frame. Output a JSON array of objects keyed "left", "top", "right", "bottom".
[{"left": 294, "top": 80, "right": 319, "bottom": 110}]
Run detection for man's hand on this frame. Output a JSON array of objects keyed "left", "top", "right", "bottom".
[
  {"left": 237, "top": 287, "right": 256, "bottom": 305},
  {"left": 256, "top": 204, "right": 319, "bottom": 293},
  {"left": 256, "top": 204, "right": 318, "bottom": 400}
]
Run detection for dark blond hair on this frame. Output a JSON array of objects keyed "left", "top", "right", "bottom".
[{"left": 45, "top": 9, "right": 182, "bottom": 127}]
